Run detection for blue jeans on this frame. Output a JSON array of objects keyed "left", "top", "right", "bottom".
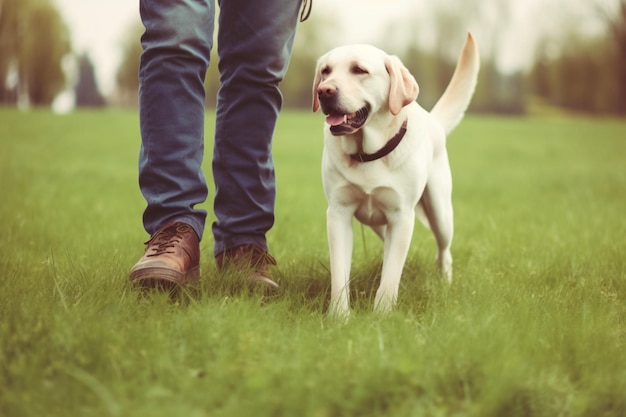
[{"left": 138, "top": 0, "right": 301, "bottom": 256}]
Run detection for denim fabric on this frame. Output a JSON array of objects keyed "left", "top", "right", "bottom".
[{"left": 138, "top": 0, "right": 300, "bottom": 255}]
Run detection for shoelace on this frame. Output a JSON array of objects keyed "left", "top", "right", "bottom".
[{"left": 145, "top": 223, "right": 191, "bottom": 257}]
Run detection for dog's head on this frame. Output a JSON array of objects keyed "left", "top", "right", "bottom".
[{"left": 312, "top": 45, "right": 418, "bottom": 136}]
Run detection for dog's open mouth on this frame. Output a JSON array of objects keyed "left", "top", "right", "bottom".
[{"left": 325, "top": 106, "right": 369, "bottom": 136}]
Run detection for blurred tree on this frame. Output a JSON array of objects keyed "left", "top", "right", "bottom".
[
  {"left": 0, "top": 0, "right": 22, "bottom": 103},
  {"left": 396, "top": 0, "right": 527, "bottom": 114},
  {"left": 0, "top": 0, "right": 71, "bottom": 106},
  {"left": 402, "top": 46, "right": 454, "bottom": 111},
  {"left": 115, "top": 22, "right": 143, "bottom": 106},
  {"left": 75, "top": 53, "right": 105, "bottom": 107},
  {"left": 531, "top": 1, "right": 624, "bottom": 116},
  {"left": 604, "top": 0, "right": 626, "bottom": 114},
  {"left": 529, "top": 0, "right": 625, "bottom": 115}
]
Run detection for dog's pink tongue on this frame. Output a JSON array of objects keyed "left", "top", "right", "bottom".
[{"left": 326, "top": 115, "right": 345, "bottom": 126}]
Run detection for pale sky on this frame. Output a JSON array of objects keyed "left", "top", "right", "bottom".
[
  {"left": 53, "top": 0, "right": 139, "bottom": 95},
  {"left": 52, "top": 0, "right": 617, "bottom": 96}
]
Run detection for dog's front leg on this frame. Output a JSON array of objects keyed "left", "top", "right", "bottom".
[
  {"left": 327, "top": 206, "right": 354, "bottom": 317},
  {"left": 374, "top": 212, "right": 415, "bottom": 313}
]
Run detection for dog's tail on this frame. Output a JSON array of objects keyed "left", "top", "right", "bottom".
[{"left": 430, "top": 33, "right": 480, "bottom": 136}]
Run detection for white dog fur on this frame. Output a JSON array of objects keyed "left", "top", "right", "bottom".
[{"left": 313, "top": 33, "right": 480, "bottom": 316}]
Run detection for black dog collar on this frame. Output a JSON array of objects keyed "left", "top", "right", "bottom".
[{"left": 350, "top": 120, "right": 408, "bottom": 163}]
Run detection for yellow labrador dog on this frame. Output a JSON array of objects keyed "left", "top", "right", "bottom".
[{"left": 313, "top": 33, "right": 479, "bottom": 316}]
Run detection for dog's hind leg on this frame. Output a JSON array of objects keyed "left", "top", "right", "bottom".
[{"left": 419, "top": 175, "right": 454, "bottom": 283}]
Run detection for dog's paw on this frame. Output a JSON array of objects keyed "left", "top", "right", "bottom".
[
  {"left": 328, "top": 305, "right": 350, "bottom": 320},
  {"left": 437, "top": 252, "right": 453, "bottom": 283},
  {"left": 373, "top": 290, "right": 397, "bottom": 314}
]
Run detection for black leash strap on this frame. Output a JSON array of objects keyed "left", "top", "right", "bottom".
[{"left": 300, "top": 0, "right": 312, "bottom": 22}]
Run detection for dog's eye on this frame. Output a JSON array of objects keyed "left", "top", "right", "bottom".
[
  {"left": 321, "top": 66, "right": 331, "bottom": 76},
  {"left": 352, "top": 66, "right": 368, "bottom": 75}
]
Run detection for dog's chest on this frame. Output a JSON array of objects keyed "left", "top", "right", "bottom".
[
  {"left": 338, "top": 171, "right": 408, "bottom": 226},
  {"left": 352, "top": 186, "right": 400, "bottom": 226},
  {"left": 323, "top": 144, "right": 425, "bottom": 226}
]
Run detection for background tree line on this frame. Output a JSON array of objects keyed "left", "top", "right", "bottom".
[
  {"left": 1, "top": 0, "right": 625, "bottom": 115},
  {"left": 0, "top": 0, "right": 70, "bottom": 107},
  {"left": 531, "top": 1, "right": 626, "bottom": 114}
]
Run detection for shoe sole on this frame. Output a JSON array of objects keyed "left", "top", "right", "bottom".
[
  {"left": 247, "top": 274, "right": 279, "bottom": 289},
  {"left": 130, "top": 266, "right": 200, "bottom": 290}
]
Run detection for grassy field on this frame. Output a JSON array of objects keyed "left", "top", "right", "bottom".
[{"left": 1, "top": 107, "right": 625, "bottom": 416}]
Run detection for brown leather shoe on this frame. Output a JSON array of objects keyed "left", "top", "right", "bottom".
[
  {"left": 130, "top": 222, "right": 200, "bottom": 289},
  {"left": 215, "top": 244, "right": 279, "bottom": 289}
]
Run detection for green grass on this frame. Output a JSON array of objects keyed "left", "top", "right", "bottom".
[{"left": 1, "top": 107, "right": 625, "bottom": 417}]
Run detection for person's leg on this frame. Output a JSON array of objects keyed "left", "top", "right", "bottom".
[
  {"left": 212, "top": 0, "right": 301, "bottom": 257},
  {"left": 131, "top": 0, "right": 214, "bottom": 287},
  {"left": 138, "top": 0, "right": 215, "bottom": 240}
]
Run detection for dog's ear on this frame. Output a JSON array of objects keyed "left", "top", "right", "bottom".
[
  {"left": 312, "top": 60, "right": 323, "bottom": 112},
  {"left": 385, "top": 55, "right": 419, "bottom": 115}
]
